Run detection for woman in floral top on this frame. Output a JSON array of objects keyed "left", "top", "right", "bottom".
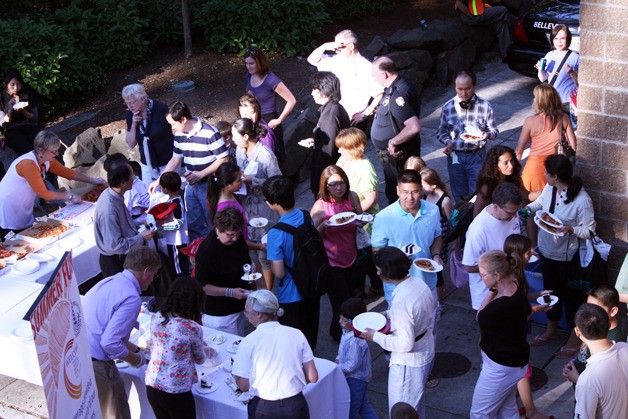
[{"left": 145, "top": 277, "right": 212, "bottom": 419}]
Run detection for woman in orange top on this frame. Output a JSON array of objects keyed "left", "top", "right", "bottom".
[
  {"left": 0, "top": 130, "right": 105, "bottom": 236},
  {"left": 515, "top": 83, "right": 576, "bottom": 200}
]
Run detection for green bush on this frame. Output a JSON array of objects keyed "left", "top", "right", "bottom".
[
  {"left": 323, "top": 0, "right": 399, "bottom": 22},
  {"left": 193, "top": 0, "right": 330, "bottom": 57}
]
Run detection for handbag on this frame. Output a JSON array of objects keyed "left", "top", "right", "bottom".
[
  {"left": 567, "top": 230, "right": 609, "bottom": 294},
  {"left": 554, "top": 116, "right": 576, "bottom": 164},
  {"left": 355, "top": 224, "right": 371, "bottom": 250},
  {"left": 449, "top": 249, "right": 469, "bottom": 288}
]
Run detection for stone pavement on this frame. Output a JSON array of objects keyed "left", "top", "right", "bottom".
[{"left": 0, "top": 61, "right": 579, "bottom": 418}]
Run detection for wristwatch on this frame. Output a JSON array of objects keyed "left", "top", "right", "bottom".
[{"left": 67, "top": 192, "right": 74, "bottom": 201}]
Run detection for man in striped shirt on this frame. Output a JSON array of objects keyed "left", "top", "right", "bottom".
[{"left": 150, "top": 101, "right": 228, "bottom": 241}]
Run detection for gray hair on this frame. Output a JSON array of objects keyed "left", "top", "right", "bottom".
[
  {"left": 33, "top": 130, "right": 61, "bottom": 151},
  {"left": 121, "top": 83, "right": 148, "bottom": 101},
  {"left": 246, "top": 290, "right": 284, "bottom": 317},
  {"left": 336, "top": 29, "right": 358, "bottom": 46},
  {"left": 123, "top": 245, "right": 161, "bottom": 272}
]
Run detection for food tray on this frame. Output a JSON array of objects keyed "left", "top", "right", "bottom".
[
  {"left": 16, "top": 219, "right": 73, "bottom": 245},
  {"left": 48, "top": 201, "right": 96, "bottom": 227}
]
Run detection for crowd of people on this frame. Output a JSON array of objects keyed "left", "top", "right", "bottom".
[{"left": 1, "top": 21, "right": 625, "bottom": 419}]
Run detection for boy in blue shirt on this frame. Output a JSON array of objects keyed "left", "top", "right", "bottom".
[
  {"left": 337, "top": 298, "right": 378, "bottom": 419},
  {"left": 262, "top": 175, "right": 320, "bottom": 349}
]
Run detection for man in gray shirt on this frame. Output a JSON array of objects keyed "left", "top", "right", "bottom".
[{"left": 94, "top": 160, "right": 155, "bottom": 277}]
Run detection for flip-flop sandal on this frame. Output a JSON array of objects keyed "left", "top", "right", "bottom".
[
  {"left": 554, "top": 346, "right": 579, "bottom": 359},
  {"left": 529, "top": 334, "right": 558, "bottom": 346}
]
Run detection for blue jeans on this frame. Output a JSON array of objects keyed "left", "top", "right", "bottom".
[
  {"left": 347, "top": 377, "right": 378, "bottom": 419},
  {"left": 185, "top": 181, "right": 211, "bottom": 241},
  {"left": 447, "top": 148, "right": 486, "bottom": 202}
]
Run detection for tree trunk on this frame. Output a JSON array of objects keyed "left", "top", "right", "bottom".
[{"left": 181, "top": 0, "right": 192, "bottom": 58}]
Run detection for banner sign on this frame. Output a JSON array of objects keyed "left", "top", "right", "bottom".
[{"left": 27, "top": 252, "right": 101, "bottom": 419}]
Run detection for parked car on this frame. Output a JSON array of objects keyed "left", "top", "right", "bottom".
[{"left": 507, "top": 0, "right": 580, "bottom": 77}]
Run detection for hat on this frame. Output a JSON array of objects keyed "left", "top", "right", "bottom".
[
  {"left": 180, "top": 237, "right": 204, "bottom": 257},
  {"left": 147, "top": 202, "right": 177, "bottom": 220},
  {"left": 248, "top": 290, "right": 284, "bottom": 317}
]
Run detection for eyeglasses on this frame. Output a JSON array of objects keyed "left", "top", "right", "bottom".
[
  {"left": 46, "top": 148, "right": 61, "bottom": 155},
  {"left": 327, "top": 181, "right": 346, "bottom": 188},
  {"left": 499, "top": 206, "right": 519, "bottom": 218},
  {"left": 479, "top": 272, "right": 491, "bottom": 280},
  {"left": 334, "top": 43, "right": 350, "bottom": 51}
]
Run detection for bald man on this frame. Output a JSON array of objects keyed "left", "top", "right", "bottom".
[{"left": 370, "top": 57, "right": 422, "bottom": 203}]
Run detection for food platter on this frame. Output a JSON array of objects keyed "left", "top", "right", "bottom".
[
  {"left": 241, "top": 272, "right": 261, "bottom": 283},
  {"left": 1, "top": 239, "right": 42, "bottom": 263},
  {"left": 536, "top": 211, "right": 563, "bottom": 228},
  {"left": 329, "top": 212, "right": 357, "bottom": 226},
  {"left": 17, "top": 220, "right": 72, "bottom": 244},
  {"left": 206, "top": 333, "right": 226, "bottom": 345},
  {"left": 534, "top": 216, "right": 564, "bottom": 236},
  {"left": 196, "top": 380, "right": 219, "bottom": 394},
  {"left": 413, "top": 258, "right": 444, "bottom": 273},
  {"left": 249, "top": 217, "right": 268, "bottom": 228},
  {"left": 460, "top": 132, "right": 483, "bottom": 142},
  {"left": 352, "top": 312, "right": 387, "bottom": 333},
  {"left": 82, "top": 184, "right": 108, "bottom": 203}
]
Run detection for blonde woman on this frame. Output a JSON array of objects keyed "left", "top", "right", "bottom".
[{"left": 515, "top": 83, "right": 576, "bottom": 200}]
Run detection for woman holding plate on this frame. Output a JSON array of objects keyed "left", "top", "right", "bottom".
[
  {"left": 311, "top": 165, "right": 362, "bottom": 341},
  {"left": 0, "top": 68, "right": 40, "bottom": 156},
  {"left": 526, "top": 155, "right": 595, "bottom": 358},
  {"left": 361, "top": 247, "right": 434, "bottom": 418}
]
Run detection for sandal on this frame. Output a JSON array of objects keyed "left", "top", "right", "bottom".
[
  {"left": 555, "top": 345, "right": 579, "bottom": 359},
  {"left": 426, "top": 377, "right": 439, "bottom": 388},
  {"left": 529, "top": 334, "right": 558, "bottom": 346}
]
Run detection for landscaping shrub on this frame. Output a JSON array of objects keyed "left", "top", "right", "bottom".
[
  {"left": 193, "top": 0, "right": 329, "bottom": 57},
  {"left": 323, "top": 0, "right": 399, "bottom": 22}
]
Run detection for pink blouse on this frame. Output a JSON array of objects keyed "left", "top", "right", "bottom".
[
  {"left": 145, "top": 313, "right": 206, "bottom": 393},
  {"left": 319, "top": 198, "right": 357, "bottom": 268}
]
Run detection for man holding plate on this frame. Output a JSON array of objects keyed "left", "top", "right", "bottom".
[{"left": 437, "top": 70, "right": 499, "bottom": 202}]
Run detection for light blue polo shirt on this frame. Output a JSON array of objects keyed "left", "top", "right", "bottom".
[
  {"left": 371, "top": 200, "right": 442, "bottom": 290},
  {"left": 267, "top": 209, "right": 305, "bottom": 304}
]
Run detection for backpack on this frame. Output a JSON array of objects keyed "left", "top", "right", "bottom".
[
  {"left": 272, "top": 210, "right": 330, "bottom": 298},
  {"left": 442, "top": 194, "right": 475, "bottom": 246}
]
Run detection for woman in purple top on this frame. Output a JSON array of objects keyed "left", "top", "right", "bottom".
[{"left": 244, "top": 46, "right": 296, "bottom": 163}]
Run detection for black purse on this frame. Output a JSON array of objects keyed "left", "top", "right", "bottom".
[{"left": 566, "top": 230, "right": 608, "bottom": 294}]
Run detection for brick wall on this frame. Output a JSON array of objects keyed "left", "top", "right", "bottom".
[{"left": 577, "top": 0, "right": 628, "bottom": 279}]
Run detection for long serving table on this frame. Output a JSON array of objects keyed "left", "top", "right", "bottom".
[{"left": 121, "top": 313, "right": 350, "bottom": 419}]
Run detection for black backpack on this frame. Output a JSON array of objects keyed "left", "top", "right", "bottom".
[
  {"left": 442, "top": 194, "right": 475, "bottom": 246},
  {"left": 272, "top": 210, "right": 330, "bottom": 298}
]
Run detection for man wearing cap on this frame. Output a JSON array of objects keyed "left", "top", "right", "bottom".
[
  {"left": 437, "top": 69, "right": 498, "bottom": 202},
  {"left": 233, "top": 290, "right": 318, "bottom": 418},
  {"left": 84, "top": 246, "right": 161, "bottom": 419},
  {"left": 149, "top": 101, "right": 228, "bottom": 241},
  {"left": 307, "top": 29, "right": 383, "bottom": 122},
  {"left": 95, "top": 160, "right": 156, "bottom": 277},
  {"left": 370, "top": 56, "right": 422, "bottom": 204}
]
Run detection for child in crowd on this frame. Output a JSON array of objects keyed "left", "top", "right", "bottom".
[
  {"left": 103, "top": 154, "right": 150, "bottom": 226},
  {"left": 391, "top": 402, "right": 419, "bottom": 419},
  {"left": 156, "top": 171, "right": 189, "bottom": 275},
  {"left": 563, "top": 284, "right": 626, "bottom": 384},
  {"left": 420, "top": 167, "right": 453, "bottom": 311},
  {"left": 504, "top": 234, "right": 553, "bottom": 419},
  {"left": 404, "top": 156, "right": 427, "bottom": 172},
  {"left": 337, "top": 298, "right": 378, "bottom": 419},
  {"left": 215, "top": 120, "right": 236, "bottom": 164}
]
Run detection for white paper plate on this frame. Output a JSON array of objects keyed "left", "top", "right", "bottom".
[
  {"left": 352, "top": 312, "right": 387, "bottom": 333},
  {"left": 237, "top": 391, "right": 253, "bottom": 402},
  {"left": 534, "top": 216, "right": 564, "bottom": 237},
  {"left": 207, "top": 334, "right": 226, "bottom": 345},
  {"left": 536, "top": 294, "right": 559, "bottom": 307},
  {"left": 226, "top": 340, "right": 241, "bottom": 354},
  {"left": 298, "top": 139, "right": 313, "bottom": 148},
  {"left": 528, "top": 255, "right": 538, "bottom": 263},
  {"left": 356, "top": 213, "right": 374, "bottom": 223},
  {"left": 11, "top": 322, "right": 33, "bottom": 340},
  {"left": 115, "top": 360, "right": 130, "bottom": 369},
  {"left": 241, "top": 272, "right": 262, "bottom": 282},
  {"left": 403, "top": 243, "right": 421, "bottom": 256},
  {"left": 329, "top": 212, "right": 357, "bottom": 226},
  {"left": 249, "top": 217, "right": 268, "bottom": 228},
  {"left": 196, "top": 381, "right": 219, "bottom": 394},
  {"left": 26, "top": 253, "right": 55, "bottom": 262},
  {"left": 58, "top": 237, "right": 83, "bottom": 250},
  {"left": 11, "top": 259, "right": 40, "bottom": 275},
  {"left": 535, "top": 211, "right": 563, "bottom": 228},
  {"left": 413, "top": 258, "right": 443, "bottom": 273}
]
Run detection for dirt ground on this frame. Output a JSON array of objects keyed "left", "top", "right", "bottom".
[{"left": 53, "top": 0, "right": 457, "bottom": 141}]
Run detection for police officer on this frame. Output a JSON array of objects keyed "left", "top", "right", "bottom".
[{"left": 369, "top": 56, "right": 422, "bottom": 204}]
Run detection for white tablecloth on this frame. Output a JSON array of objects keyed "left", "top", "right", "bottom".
[
  {"left": 0, "top": 223, "right": 100, "bottom": 286},
  {"left": 121, "top": 318, "right": 350, "bottom": 419}
]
